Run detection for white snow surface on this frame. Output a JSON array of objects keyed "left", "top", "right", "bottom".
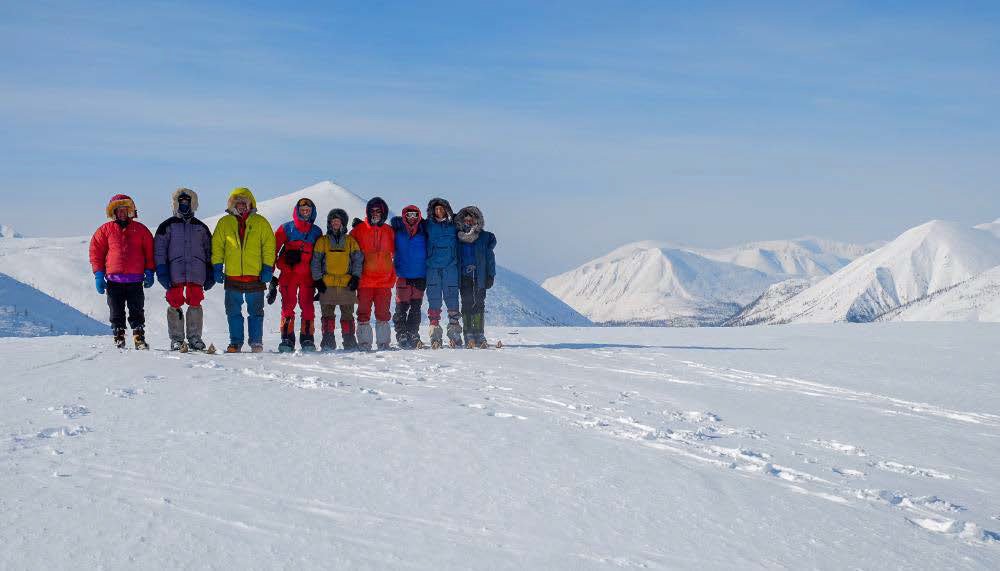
[
  {"left": 543, "top": 238, "right": 873, "bottom": 326},
  {"left": 0, "top": 181, "right": 588, "bottom": 333},
  {"left": 756, "top": 220, "right": 1000, "bottom": 324},
  {"left": 2, "top": 324, "right": 999, "bottom": 569},
  {"left": 880, "top": 265, "right": 1000, "bottom": 322}
]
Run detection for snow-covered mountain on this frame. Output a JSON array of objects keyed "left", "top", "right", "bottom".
[
  {"left": 692, "top": 238, "right": 875, "bottom": 278},
  {"left": 542, "top": 237, "right": 872, "bottom": 326},
  {"left": 723, "top": 277, "right": 819, "bottom": 326},
  {"left": 749, "top": 220, "right": 1000, "bottom": 324},
  {"left": 202, "top": 180, "right": 373, "bottom": 230},
  {"left": 975, "top": 218, "right": 1000, "bottom": 239},
  {"left": 878, "top": 265, "right": 1000, "bottom": 322},
  {"left": 1, "top": 224, "right": 23, "bottom": 238},
  {"left": 542, "top": 242, "right": 778, "bottom": 326},
  {"left": 0, "top": 273, "right": 108, "bottom": 337},
  {"left": 0, "top": 181, "right": 588, "bottom": 337}
]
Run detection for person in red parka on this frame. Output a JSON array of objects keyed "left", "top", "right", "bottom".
[
  {"left": 271, "top": 198, "right": 323, "bottom": 352},
  {"left": 350, "top": 197, "right": 395, "bottom": 350},
  {"left": 89, "top": 194, "right": 156, "bottom": 349}
]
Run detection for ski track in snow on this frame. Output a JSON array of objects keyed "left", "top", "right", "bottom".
[{"left": 3, "top": 329, "right": 1000, "bottom": 568}]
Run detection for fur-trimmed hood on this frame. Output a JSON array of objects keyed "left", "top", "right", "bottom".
[
  {"left": 326, "top": 208, "right": 349, "bottom": 234},
  {"left": 426, "top": 197, "right": 454, "bottom": 222},
  {"left": 106, "top": 194, "right": 138, "bottom": 219},
  {"left": 226, "top": 187, "right": 257, "bottom": 215},
  {"left": 172, "top": 188, "right": 199, "bottom": 218},
  {"left": 456, "top": 206, "right": 485, "bottom": 244},
  {"left": 366, "top": 196, "right": 390, "bottom": 226}
]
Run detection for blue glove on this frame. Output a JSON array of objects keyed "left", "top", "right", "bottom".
[
  {"left": 214, "top": 264, "right": 225, "bottom": 284},
  {"left": 143, "top": 269, "right": 155, "bottom": 289},
  {"left": 94, "top": 271, "right": 106, "bottom": 295},
  {"left": 260, "top": 264, "right": 273, "bottom": 284},
  {"left": 155, "top": 264, "right": 171, "bottom": 290}
]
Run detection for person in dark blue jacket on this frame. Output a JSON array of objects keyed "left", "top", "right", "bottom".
[
  {"left": 390, "top": 205, "right": 428, "bottom": 348},
  {"left": 455, "top": 205, "right": 497, "bottom": 348},
  {"left": 424, "top": 198, "right": 463, "bottom": 347}
]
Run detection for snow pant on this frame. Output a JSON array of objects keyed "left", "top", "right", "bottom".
[
  {"left": 107, "top": 282, "right": 145, "bottom": 330},
  {"left": 278, "top": 275, "right": 316, "bottom": 342},
  {"left": 356, "top": 287, "right": 391, "bottom": 348},
  {"left": 165, "top": 284, "right": 205, "bottom": 344},
  {"left": 224, "top": 288, "right": 265, "bottom": 346},
  {"left": 460, "top": 277, "right": 487, "bottom": 342},
  {"left": 425, "top": 266, "right": 460, "bottom": 326},
  {"left": 393, "top": 278, "right": 425, "bottom": 344},
  {"left": 318, "top": 286, "right": 357, "bottom": 350}
]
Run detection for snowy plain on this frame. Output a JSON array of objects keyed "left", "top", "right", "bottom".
[{"left": 2, "top": 324, "right": 999, "bottom": 569}]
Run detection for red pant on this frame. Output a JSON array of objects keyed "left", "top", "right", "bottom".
[
  {"left": 165, "top": 284, "right": 204, "bottom": 308},
  {"left": 279, "top": 275, "right": 315, "bottom": 320},
  {"left": 356, "top": 287, "right": 391, "bottom": 323},
  {"left": 395, "top": 278, "right": 425, "bottom": 303}
]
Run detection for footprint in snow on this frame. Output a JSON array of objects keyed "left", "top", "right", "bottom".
[
  {"left": 106, "top": 387, "right": 144, "bottom": 399},
  {"left": 48, "top": 404, "right": 90, "bottom": 419}
]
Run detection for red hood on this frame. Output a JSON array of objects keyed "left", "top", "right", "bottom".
[{"left": 401, "top": 205, "right": 422, "bottom": 236}]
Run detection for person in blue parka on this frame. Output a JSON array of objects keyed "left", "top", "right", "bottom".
[
  {"left": 424, "top": 198, "right": 463, "bottom": 347},
  {"left": 455, "top": 205, "right": 497, "bottom": 348},
  {"left": 390, "top": 205, "right": 428, "bottom": 349}
]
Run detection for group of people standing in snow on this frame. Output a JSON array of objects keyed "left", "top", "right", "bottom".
[{"left": 88, "top": 188, "right": 497, "bottom": 353}]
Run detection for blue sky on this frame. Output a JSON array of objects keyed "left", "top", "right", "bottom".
[{"left": 2, "top": 1, "right": 998, "bottom": 279}]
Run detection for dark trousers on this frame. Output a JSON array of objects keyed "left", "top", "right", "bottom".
[
  {"left": 460, "top": 277, "right": 487, "bottom": 337},
  {"left": 107, "top": 282, "right": 145, "bottom": 329}
]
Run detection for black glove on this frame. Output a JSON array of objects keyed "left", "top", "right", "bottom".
[
  {"left": 203, "top": 279, "right": 215, "bottom": 292},
  {"left": 485, "top": 275, "right": 494, "bottom": 290},
  {"left": 348, "top": 275, "right": 360, "bottom": 291},
  {"left": 351, "top": 217, "right": 362, "bottom": 229},
  {"left": 411, "top": 277, "right": 426, "bottom": 291},
  {"left": 313, "top": 278, "right": 327, "bottom": 293},
  {"left": 266, "top": 276, "right": 279, "bottom": 305}
]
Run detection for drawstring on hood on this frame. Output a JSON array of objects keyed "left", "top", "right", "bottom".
[{"left": 456, "top": 206, "right": 485, "bottom": 244}]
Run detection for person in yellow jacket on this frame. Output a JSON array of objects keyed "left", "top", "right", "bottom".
[
  {"left": 310, "top": 208, "right": 364, "bottom": 351},
  {"left": 211, "top": 187, "right": 276, "bottom": 353}
]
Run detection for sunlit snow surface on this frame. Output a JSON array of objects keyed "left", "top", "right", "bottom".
[{"left": 2, "top": 324, "right": 999, "bottom": 569}]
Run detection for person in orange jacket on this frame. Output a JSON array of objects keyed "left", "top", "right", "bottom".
[
  {"left": 271, "top": 198, "right": 323, "bottom": 352},
  {"left": 89, "top": 194, "right": 155, "bottom": 349},
  {"left": 349, "top": 197, "right": 395, "bottom": 350}
]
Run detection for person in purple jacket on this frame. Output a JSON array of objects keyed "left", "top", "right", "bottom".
[{"left": 154, "top": 188, "right": 215, "bottom": 351}]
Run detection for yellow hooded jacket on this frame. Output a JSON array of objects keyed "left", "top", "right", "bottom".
[{"left": 211, "top": 188, "right": 276, "bottom": 279}]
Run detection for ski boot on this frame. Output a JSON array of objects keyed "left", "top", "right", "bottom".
[
  {"left": 342, "top": 320, "right": 358, "bottom": 351},
  {"left": 278, "top": 316, "right": 296, "bottom": 353},
  {"left": 447, "top": 321, "right": 464, "bottom": 349},
  {"left": 375, "top": 321, "right": 392, "bottom": 351},
  {"left": 185, "top": 306, "right": 206, "bottom": 351},
  {"left": 112, "top": 326, "right": 127, "bottom": 349},
  {"left": 320, "top": 317, "right": 337, "bottom": 351},
  {"left": 167, "top": 307, "right": 185, "bottom": 350},
  {"left": 356, "top": 322, "right": 374, "bottom": 352},
  {"left": 132, "top": 327, "right": 149, "bottom": 350},
  {"left": 300, "top": 320, "right": 317, "bottom": 352},
  {"left": 428, "top": 324, "right": 443, "bottom": 349}
]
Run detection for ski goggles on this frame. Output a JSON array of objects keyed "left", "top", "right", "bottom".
[{"left": 404, "top": 211, "right": 420, "bottom": 220}]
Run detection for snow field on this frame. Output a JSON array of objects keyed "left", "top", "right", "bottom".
[{"left": 2, "top": 324, "right": 999, "bottom": 569}]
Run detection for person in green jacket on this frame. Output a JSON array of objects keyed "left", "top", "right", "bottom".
[{"left": 211, "top": 187, "right": 276, "bottom": 353}]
